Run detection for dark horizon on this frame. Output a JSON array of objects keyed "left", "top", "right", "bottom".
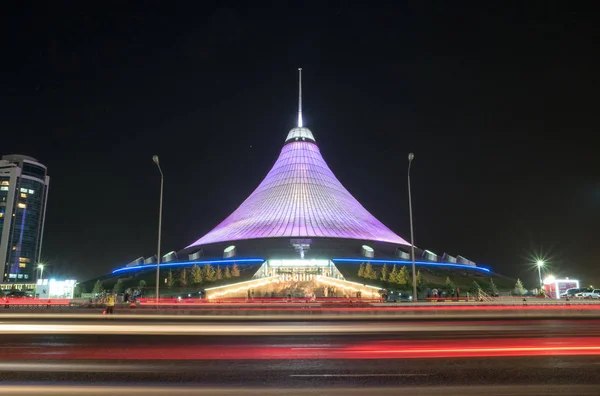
[{"left": 3, "top": 2, "right": 599, "bottom": 286}]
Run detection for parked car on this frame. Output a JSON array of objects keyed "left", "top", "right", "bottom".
[
  {"left": 560, "top": 288, "right": 583, "bottom": 298},
  {"left": 385, "top": 290, "right": 413, "bottom": 302},
  {"left": 174, "top": 291, "right": 205, "bottom": 301},
  {"left": 2, "top": 290, "right": 33, "bottom": 298},
  {"left": 575, "top": 289, "right": 600, "bottom": 299}
]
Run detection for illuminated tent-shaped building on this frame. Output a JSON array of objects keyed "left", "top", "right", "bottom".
[{"left": 112, "top": 69, "right": 486, "bottom": 298}]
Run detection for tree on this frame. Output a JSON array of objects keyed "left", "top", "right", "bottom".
[
  {"left": 514, "top": 278, "right": 526, "bottom": 295},
  {"left": 364, "top": 262, "right": 377, "bottom": 280},
  {"left": 416, "top": 270, "right": 424, "bottom": 291},
  {"left": 203, "top": 263, "right": 216, "bottom": 281},
  {"left": 224, "top": 266, "right": 231, "bottom": 279},
  {"left": 74, "top": 283, "right": 87, "bottom": 297},
  {"left": 489, "top": 278, "right": 499, "bottom": 296},
  {"left": 389, "top": 265, "right": 399, "bottom": 284},
  {"left": 231, "top": 263, "right": 240, "bottom": 277},
  {"left": 369, "top": 265, "right": 378, "bottom": 280},
  {"left": 397, "top": 266, "right": 410, "bottom": 286},
  {"left": 469, "top": 280, "right": 481, "bottom": 295},
  {"left": 167, "top": 270, "right": 175, "bottom": 288},
  {"left": 216, "top": 265, "right": 223, "bottom": 280},
  {"left": 380, "top": 264, "right": 389, "bottom": 282},
  {"left": 138, "top": 280, "right": 147, "bottom": 289},
  {"left": 191, "top": 264, "right": 203, "bottom": 285},
  {"left": 179, "top": 268, "right": 188, "bottom": 287},
  {"left": 113, "top": 279, "right": 124, "bottom": 293},
  {"left": 444, "top": 276, "right": 456, "bottom": 294},
  {"left": 358, "top": 263, "right": 365, "bottom": 278},
  {"left": 92, "top": 280, "right": 103, "bottom": 294}
]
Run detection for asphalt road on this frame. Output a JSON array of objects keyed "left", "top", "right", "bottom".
[{"left": 0, "top": 317, "right": 599, "bottom": 394}]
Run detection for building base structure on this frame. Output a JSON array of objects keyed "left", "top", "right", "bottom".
[{"left": 110, "top": 255, "right": 491, "bottom": 300}]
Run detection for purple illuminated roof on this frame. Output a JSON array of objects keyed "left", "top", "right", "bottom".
[{"left": 188, "top": 129, "right": 409, "bottom": 248}]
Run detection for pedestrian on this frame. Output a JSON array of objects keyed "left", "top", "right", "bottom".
[
  {"left": 456, "top": 288, "right": 460, "bottom": 298},
  {"left": 104, "top": 293, "right": 115, "bottom": 315}
]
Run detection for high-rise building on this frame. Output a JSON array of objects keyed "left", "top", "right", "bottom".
[{"left": 0, "top": 155, "right": 50, "bottom": 283}]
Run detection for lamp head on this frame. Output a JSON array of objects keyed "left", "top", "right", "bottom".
[
  {"left": 152, "top": 155, "right": 159, "bottom": 165},
  {"left": 408, "top": 153, "right": 414, "bottom": 161},
  {"left": 37, "top": 263, "right": 44, "bottom": 269},
  {"left": 537, "top": 260, "right": 544, "bottom": 267}
]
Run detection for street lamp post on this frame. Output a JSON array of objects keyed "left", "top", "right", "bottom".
[
  {"left": 153, "top": 155, "right": 164, "bottom": 303},
  {"left": 37, "top": 263, "right": 45, "bottom": 282},
  {"left": 536, "top": 260, "right": 544, "bottom": 289},
  {"left": 407, "top": 153, "right": 417, "bottom": 302}
]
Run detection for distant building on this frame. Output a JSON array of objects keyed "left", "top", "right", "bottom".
[{"left": 0, "top": 155, "right": 50, "bottom": 282}]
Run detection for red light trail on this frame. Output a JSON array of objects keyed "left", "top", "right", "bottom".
[{"left": 2, "top": 337, "right": 599, "bottom": 360}]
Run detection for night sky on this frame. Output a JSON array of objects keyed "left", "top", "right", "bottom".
[{"left": 3, "top": 2, "right": 599, "bottom": 286}]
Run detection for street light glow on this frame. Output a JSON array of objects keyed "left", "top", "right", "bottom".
[{"left": 537, "top": 260, "right": 544, "bottom": 267}]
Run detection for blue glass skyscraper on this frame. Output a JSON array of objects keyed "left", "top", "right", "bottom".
[{"left": 0, "top": 155, "right": 50, "bottom": 283}]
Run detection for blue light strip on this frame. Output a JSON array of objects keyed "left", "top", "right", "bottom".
[
  {"left": 331, "top": 258, "right": 491, "bottom": 273},
  {"left": 112, "top": 258, "right": 266, "bottom": 274}
]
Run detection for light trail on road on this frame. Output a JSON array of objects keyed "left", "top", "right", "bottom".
[
  {"left": 0, "top": 320, "right": 594, "bottom": 335},
  {"left": 2, "top": 385, "right": 599, "bottom": 396},
  {"left": 1, "top": 336, "right": 600, "bottom": 360}
]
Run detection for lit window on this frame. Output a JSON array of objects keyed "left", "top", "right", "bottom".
[
  {"left": 0, "top": 186, "right": 8, "bottom": 191},
  {"left": 19, "top": 263, "right": 26, "bottom": 268},
  {"left": 1, "top": 181, "right": 9, "bottom": 186},
  {"left": 20, "top": 188, "right": 27, "bottom": 193},
  {"left": 361, "top": 245, "right": 375, "bottom": 258},
  {"left": 17, "top": 203, "right": 26, "bottom": 209},
  {"left": 20, "top": 193, "right": 27, "bottom": 198},
  {"left": 19, "top": 257, "right": 30, "bottom": 263},
  {"left": 28, "top": 189, "right": 34, "bottom": 194},
  {"left": 223, "top": 245, "right": 237, "bottom": 258},
  {"left": 0, "top": 212, "right": 3, "bottom": 218}
]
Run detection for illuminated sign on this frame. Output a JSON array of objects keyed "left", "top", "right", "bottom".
[
  {"left": 543, "top": 277, "right": 580, "bottom": 299},
  {"left": 36, "top": 279, "right": 76, "bottom": 299},
  {"left": 268, "top": 259, "right": 330, "bottom": 268}
]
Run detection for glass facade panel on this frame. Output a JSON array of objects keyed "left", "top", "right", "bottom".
[
  {"left": 5, "top": 178, "right": 45, "bottom": 280},
  {"left": 21, "top": 163, "right": 46, "bottom": 180},
  {"left": 0, "top": 158, "right": 49, "bottom": 283},
  {"left": 0, "top": 176, "right": 8, "bottom": 257}
]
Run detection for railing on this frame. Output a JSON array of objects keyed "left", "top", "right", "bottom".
[
  {"left": 477, "top": 289, "right": 493, "bottom": 302},
  {"left": 134, "top": 297, "right": 385, "bottom": 306},
  {"left": 425, "top": 296, "right": 477, "bottom": 302}
]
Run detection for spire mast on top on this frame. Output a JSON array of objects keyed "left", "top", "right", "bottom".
[{"left": 297, "top": 68, "right": 303, "bottom": 128}]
